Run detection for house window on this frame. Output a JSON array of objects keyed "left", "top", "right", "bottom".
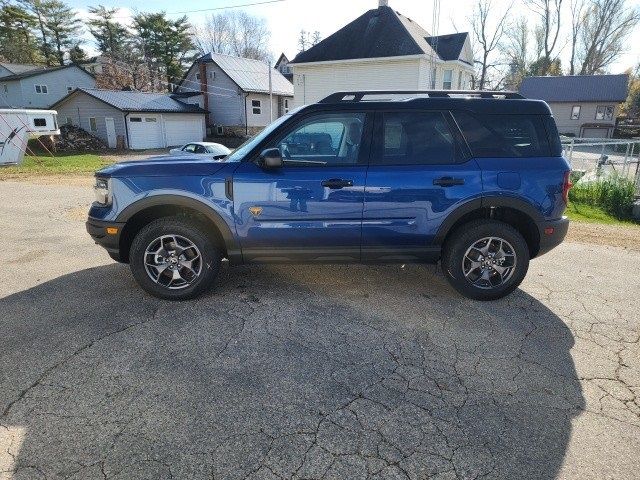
[
  {"left": 129, "top": 117, "right": 142, "bottom": 122},
  {"left": 144, "top": 117, "right": 157, "bottom": 122},
  {"left": 65, "top": 116, "right": 73, "bottom": 125},
  {"left": 595, "top": 105, "right": 614, "bottom": 121},
  {"left": 284, "top": 98, "right": 289, "bottom": 113},
  {"left": 209, "top": 72, "right": 215, "bottom": 80},
  {"left": 66, "top": 86, "right": 74, "bottom": 93},
  {"left": 33, "top": 118, "right": 47, "bottom": 127},
  {"left": 195, "top": 73, "right": 201, "bottom": 80},
  {"left": 252, "top": 100, "right": 261, "bottom": 115},
  {"left": 216, "top": 125, "right": 224, "bottom": 135},
  {"left": 430, "top": 67, "right": 437, "bottom": 89},
  {"left": 571, "top": 105, "right": 581, "bottom": 120},
  {"left": 89, "top": 117, "right": 98, "bottom": 132},
  {"left": 34, "top": 84, "right": 48, "bottom": 94},
  {"left": 443, "top": 70, "right": 453, "bottom": 90}
]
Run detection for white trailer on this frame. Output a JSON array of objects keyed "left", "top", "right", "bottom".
[{"left": 0, "top": 109, "right": 59, "bottom": 166}]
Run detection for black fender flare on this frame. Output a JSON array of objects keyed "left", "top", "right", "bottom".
[
  {"left": 433, "top": 196, "right": 543, "bottom": 245},
  {"left": 116, "top": 194, "right": 241, "bottom": 261}
]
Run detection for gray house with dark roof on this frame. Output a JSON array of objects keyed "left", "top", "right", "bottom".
[
  {"left": 52, "top": 88, "right": 207, "bottom": 149},
  {"left": 290, "top": 1, "right": 474, "bottom": 106},
  {"left": 520, "top": 74, "right": 630, "bottom": 138},
  {"left": 0, "top": 63, "right": 95, "bottom": 109}
]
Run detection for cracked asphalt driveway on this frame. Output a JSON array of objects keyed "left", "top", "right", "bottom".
[{"left": 1, "top": 180, "right": 639, "bottom": 479}]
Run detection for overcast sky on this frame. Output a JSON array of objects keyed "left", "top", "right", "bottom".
[{"left": 68, "top": 0, "right": 640, "bottom": 73}]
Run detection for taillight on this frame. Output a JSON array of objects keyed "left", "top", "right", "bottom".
[{"left": 562, "top": 171, "right": 572, "bottom": 204}]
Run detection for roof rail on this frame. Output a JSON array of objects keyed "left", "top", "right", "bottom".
[{"left": 319, "top": 90, "right": 525, "bottom": 103}]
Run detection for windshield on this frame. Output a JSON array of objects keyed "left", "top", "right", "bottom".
[{"left": 224, "top": 112, "right": 295, "bottom": 162}]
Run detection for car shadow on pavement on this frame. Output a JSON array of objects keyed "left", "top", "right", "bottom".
[{"left": 0, "top": 263, "right": 584, "bottom": 479}]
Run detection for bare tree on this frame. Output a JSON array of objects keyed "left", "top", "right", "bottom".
[
  {"left": 470, "top": 0, "right": 512, "bottom": 89},
  {"left": 526, "top": 0, "right": 563, "bottom": 75},
  {"left": 500, "top": 17, "right": 531, "bottom": 88},
  {"left": 191, "top": 10, "right": 270, "bottom": 62},
  {"left": 569, "top": 0, "right": 586, "bottom": 74},
  {"left": 578, "top": 0, "right": 640, "bottom": 74},
  {"left": 297, "top": 29, "right": 309, "bottom": 52}
]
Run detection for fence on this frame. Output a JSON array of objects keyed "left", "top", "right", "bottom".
[{"left": 562, "top": 138, "right": 640, "bottom": 196}]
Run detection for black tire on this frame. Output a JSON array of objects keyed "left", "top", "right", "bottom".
[
  {"left": 129, "top": 216, "right": 221, "bottom": 300},
  {"left": 441, "top": 219, "right": 530, "bottom": 301}
]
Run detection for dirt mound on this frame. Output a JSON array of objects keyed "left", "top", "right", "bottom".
[{"left": 36, "top": 125, "right": 109, "bottom": 152}]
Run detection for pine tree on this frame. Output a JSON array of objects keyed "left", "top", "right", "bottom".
[
  {"left": 41, "top": 0, "right": 82, "bottom": 65},
  {"left": 0, "top": 4, "right": 42, "bottom": 63}
]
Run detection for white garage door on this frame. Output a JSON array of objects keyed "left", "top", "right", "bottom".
[
  {"left": 164, "top": 115, "right": 204, "bottom": 147},
  {"left": 582, "top": 127, "right": 610, "bottom": 139},
  {"left": 128, "top": 115, "right": 163, "bottom": 149}
]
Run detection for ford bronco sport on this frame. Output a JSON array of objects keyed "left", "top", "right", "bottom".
[{"left": 87, "top": 90, "right": 571, "bottom": 301}]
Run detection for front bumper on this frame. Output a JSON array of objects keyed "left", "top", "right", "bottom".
[
  {"left": 86, "top": 217, "right": 126, "bottom": 262},
  {"left": 536, "top": 216, "right": 569, "bottom": 257}
]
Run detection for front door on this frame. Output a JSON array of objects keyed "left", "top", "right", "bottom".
[
  {"left": 105, "top": 117, "right": 116, "bottom": 148},
  {"left": 362, "top": 110, "right": 483, "bottom": 262},
  {"left": 233, "top": 111, "right": 372, "bottom": 263}
]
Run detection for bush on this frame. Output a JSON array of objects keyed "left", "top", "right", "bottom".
[{"left": 569, "top": 175, "right": 636, "bottom": 219}]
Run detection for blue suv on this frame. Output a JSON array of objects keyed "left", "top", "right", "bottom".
[{"left": 87, "top": 90, "right": 571, "bottom": 301}]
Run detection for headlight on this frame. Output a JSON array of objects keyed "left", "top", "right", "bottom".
[{"left": 94, "top": 178, "right": 111, "bottom": 205}]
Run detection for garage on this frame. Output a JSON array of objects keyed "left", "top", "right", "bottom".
[
  {"left": 127, "top": 115, "right": 163, "bottom": 149},
  {"left": 52, "top": 88, "right": 207, "bottom": 150},
  {"left": 581, "top": 126, "right": 612, "bottom": 139},
  {"left": 164, "top": 114, "right": 205, "bottom": 147}
]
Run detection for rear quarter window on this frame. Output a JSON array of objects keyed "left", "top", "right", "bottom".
[{"left": 453, "top": 112, "right": 553, "bottom": 158}]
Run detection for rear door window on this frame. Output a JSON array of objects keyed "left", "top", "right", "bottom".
[
  {"left": 374, "top": 111, "right": 456, "bottom": 165},
  {"left": 452, "top": 112, "right": 552, "bottom": 157}
]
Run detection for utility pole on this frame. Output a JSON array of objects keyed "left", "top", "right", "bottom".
[{"left": 268, "top": 60, "right": 273, "bottom": 122}]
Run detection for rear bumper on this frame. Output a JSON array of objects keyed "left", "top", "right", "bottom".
[
  {"left": 536, "top": 216, "right": 569, "bottom": 257},
  {"left": 86, "top": 217, "right": 126, "bottom": 262}
]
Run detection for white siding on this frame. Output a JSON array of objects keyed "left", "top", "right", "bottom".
[
  {"left": 18, "top": 66, "right": 95, "bottom": 108},
  {"left": 292, "top": 58, "right": 423, "bottom": 107}
]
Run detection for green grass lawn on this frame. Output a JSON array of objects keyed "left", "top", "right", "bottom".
[
  {"left": 566, "top": 202, "right": 640, "bottom": 227},
  {"left": 0, "top": 153, "right": 113, "bottom": 177}
]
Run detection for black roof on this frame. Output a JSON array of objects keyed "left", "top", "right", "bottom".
[
  {"left": 426, "top": 33, "right": 469, "bottom": 63},
  {"left": 292, "top": 6, "right": 469, "bottom": 64},
  {"left": 519, "top": 74, "right": 629, "bottom": 103},
  {"left": 0, "top": 63, "right": 95, "bottom": 81},
  {"left": 52, "top": 88, "right": 207, "bottom": 114}
]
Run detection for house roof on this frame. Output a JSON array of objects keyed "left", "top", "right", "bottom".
[
  {"left": 0, "top": 62, "right": 42, "bottom": 76},
  {"left": 183, "top": 53, "right": 293, "bottom": 96},
  {"left": 425, "top": 33, "right": 470, "bottom": 63},
  {"left": 0, "top": 63, "right": 95, "bottom": 81},
  {"left": 520, "top": 74, "right": 630, "bottom": 103},
  {"left": 291, "top": 6, "right": 469, "bottom": 65},
  {"left": 275, "top": 53, "right": 289, "bottom": 68},
  {"left": 52, "top": 88, "right": 207, "bottom": 114}
]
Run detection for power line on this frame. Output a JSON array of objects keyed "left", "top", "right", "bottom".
[{"left": 166, "top": 0, "right": 287, "bottom": 15}]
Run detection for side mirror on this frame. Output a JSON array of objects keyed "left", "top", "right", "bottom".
[{"left": 260, "top": 148, "right": 283, "bottom": 169}]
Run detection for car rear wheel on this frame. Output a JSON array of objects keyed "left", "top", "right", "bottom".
[
  {"left": 129, "top": 216, "right": 221, "bottom": 300},
  {"left": 442, "top": 219, "right": 530, "bottom": 301}
]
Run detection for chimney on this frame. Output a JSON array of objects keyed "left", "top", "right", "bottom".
[{"left": 379, "top": 0, "right": 389, "bottom": 7}]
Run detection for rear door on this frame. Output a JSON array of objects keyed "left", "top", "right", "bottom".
[
  {"left": 232, "top": 110, "right": 372, "bottom": 263},
  {"left": 362, "top": 110, "right": 483, "bottom": 262}
]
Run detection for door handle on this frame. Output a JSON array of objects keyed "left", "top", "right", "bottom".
[
  {"left": 433, "top": 177, "right": 465, "bottom": 187},
  {"left": 322, "top": 178, "right": 354, "bottom": 189}
]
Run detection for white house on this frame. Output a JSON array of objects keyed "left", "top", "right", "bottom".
[
  {"left": 175, "top": 53, "right": 294, "bottom": 136},
  {"left": 0, "top": 63, "right": 96, "bottom": 109},
  {"left": 52, "top": 88, "right": 207, "bottom": 150},
  {"left": 290, "top": 1, "right": 475, "bottom": 106}
]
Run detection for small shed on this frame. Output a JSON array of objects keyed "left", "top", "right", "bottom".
[{"left": 52, "top": 88, "right": 208, "bottom": 149}]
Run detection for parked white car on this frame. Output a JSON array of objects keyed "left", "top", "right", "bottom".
[{"left": 169, "top": 142, "right": 231, "bottom": 160}]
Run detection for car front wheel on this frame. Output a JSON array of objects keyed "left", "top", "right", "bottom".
[
  {"left": 442, "top": 219, "right": 530, "bottom": 301},
  {"left": 129, "top": 216, "right": 221, "bottom": 300}
]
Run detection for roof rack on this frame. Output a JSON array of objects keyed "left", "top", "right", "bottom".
[{"left": 319, "top": 90, "right": 525, "bottom": 103}]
